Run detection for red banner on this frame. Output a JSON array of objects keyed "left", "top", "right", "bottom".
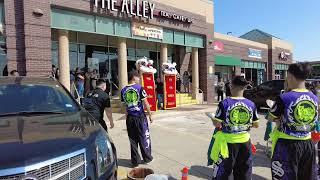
[
  {"left": 164, "top": 74, "right": 177, "bottom": 109},
  {"left": 141, "top": 73, "right": 157, "bottom": 111}
]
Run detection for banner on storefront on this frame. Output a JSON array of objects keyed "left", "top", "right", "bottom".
[
  {"left": 248, "top": 48, "right": 262, "bottom": 59},
  {"left": 132, "top": 22, "right": 163, "bottom": 39},
  {"left": 164, "top": 74, "right": 177, "bottom": 109},
  {"left": 141, "top": 73, "right": 157, "bottom": 111}
]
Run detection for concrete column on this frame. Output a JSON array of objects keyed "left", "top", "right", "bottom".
[
  {"left": 160, "top": 44, "right": 168, "bottom": 64},
  {"left": 192, "top": 47, "right": 199, "bottom": 99},
  {"left": 118, "top": 38, "right": 128, "bottom": 90},
  {"left": 160, "top": 44, "right": 168, "bottom": 80},
  {"left": 58, "top": 30, "right": 70, "bottom": 91}
]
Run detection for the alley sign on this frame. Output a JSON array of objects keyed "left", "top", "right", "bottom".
[{"left": 94, "top": 0, "right": 156, "bottom": 19}]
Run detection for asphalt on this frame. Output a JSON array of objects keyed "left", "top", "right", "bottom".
[{"left": 108, "top": 104, "right": 271, "bottom": 180}]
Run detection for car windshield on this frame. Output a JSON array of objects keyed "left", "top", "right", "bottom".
[{"left": 0, "top": 84, "right": 79, "bottom": 115}]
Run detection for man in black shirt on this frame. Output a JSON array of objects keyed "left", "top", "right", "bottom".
[
  {"left": 86, "top": 79, "right": 114, "bottom": 131},
  {"left": 156, "top": 78, "right": 164, "bottom": 110}
]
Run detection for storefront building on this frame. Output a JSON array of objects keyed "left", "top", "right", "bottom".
[
  {"left": 214, "top": 32, "right": 268, "bottom": 86},
  {"left": 308, "top": 61, "right": 320, "bottom": 78},
  {"left": 241, "top": 29, "right": 293, "bottom": 80},
  {"left": 1, "top": 0, "right": 215, "bottom": 102}
]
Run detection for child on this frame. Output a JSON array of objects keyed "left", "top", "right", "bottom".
[
  {"left": 211, "top": 76, "right": 259, "bottom": 180},
  {"left": 268, "top": 63, "right": 318, "bottom": 180}
]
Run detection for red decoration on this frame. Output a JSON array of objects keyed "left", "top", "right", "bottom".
[
  {"left": 141, "top": 73, "right": 157, "bottom": 112},
  {"left": 164, "top": 74, "right": 177, "bottom": 109}
]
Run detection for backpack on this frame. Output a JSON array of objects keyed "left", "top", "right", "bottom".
[{"left": 82, "top": 91, "right": 97, "bottom": 112}]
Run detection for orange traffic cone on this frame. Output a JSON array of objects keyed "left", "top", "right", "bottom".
[{"left": 181, "top": 167, "right": 188, "bottom": 180}]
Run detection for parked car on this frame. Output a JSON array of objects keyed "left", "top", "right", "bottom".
[
  {"left": 244, "top": 80, "right": 285, "bottom": 109},
  {"left": 0, "top": 77, "right": 117, "bottom": 180}
]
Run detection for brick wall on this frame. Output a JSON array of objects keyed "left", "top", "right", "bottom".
[
  {"left": 5, "top": 0, "right": 26, "bottom": 75},
  {"left": 269, "top": 47, "right": 293, "bottom": 80},
  {"left": 23, "top": 0, "right": 51, "bottom": 76},
  {"left": 214, "top": 38, "right": 268, "bottom": 64},
  {"left": 199, "top": 23, "right": 215, "bottom": 103},
  {"left": 4, "top": 0, "right": 52, "bottom": 76}
]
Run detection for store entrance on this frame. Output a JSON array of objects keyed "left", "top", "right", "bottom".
[
  {"left": 85, "top": 45, "right": 119, "bottom": 95},
  {"left": 243, "top": 68, "right": 265, "bottom": 86}
]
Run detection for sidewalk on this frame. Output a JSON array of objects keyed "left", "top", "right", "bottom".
[
  {"left": 109, "top": 104, "right": 271, "bottom": 180},
  {"left": 111, "top": 104, "right": 218, "bottom": 122}
]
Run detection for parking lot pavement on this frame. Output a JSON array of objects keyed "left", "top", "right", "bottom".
[{"left": 109, "top": 104, "right": 271, "bottom": 180}]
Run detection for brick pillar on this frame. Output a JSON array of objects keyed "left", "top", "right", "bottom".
[
  {"left": 23, "top": 0, "right": 51, "bottom": 76},
  {"left": 4, "top": 0, "right": 26, "bottom": 75},
  {"left": 268, "top": 49, "right": 274, "bottom": 80},
  {"left": 199, "top": 23, "right": 215, "bottom": 103}
]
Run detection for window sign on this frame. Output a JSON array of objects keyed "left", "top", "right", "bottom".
[{"left": 248, "top": 48, "right": 262, "bottom": 59}]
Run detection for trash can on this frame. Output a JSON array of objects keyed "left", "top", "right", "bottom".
[{"left": 127, "top": 168, "right": 154, "bottom": 180}]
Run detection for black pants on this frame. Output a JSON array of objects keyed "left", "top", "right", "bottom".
[
  {"left": 217, "top": 90, "right": 224, "bottom": 102},
  {"left": 212, "top": 141, "right": 252, "bottom": 180},
  {"left": 318, "top": 143, "right": 320, "bottom": 174},
  {"left": 272, "top": 139, "right": 316, "bottom": 180},
  {"left": 99, "top": 119, "right": 108, "bottom": 132},
  {"left": 126, "top": 115, "right": 153, "bottom": 165}
]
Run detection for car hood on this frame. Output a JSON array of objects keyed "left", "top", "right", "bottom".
[{"left": 0, "top": 110, "right": 102, "bottom": 169}]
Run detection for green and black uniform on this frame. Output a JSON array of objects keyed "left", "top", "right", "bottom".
[{"left": 212, "top": 97, "right": 259, "bottom": 180}]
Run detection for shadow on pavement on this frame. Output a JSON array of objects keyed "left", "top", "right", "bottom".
[
  {"left": 189, "top": 165, "right": 212, "bottom": 179},
  {"left": 174, "top": 107, "right": 206, "bottom": 112},
  {"left": 117, "top": 158, "right": 132, "bottom": 168},
  {"left": 253, "top": 142, "right": 271, "bottom": 169}
]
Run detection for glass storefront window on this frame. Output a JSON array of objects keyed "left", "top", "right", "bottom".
[
  {"left": 51, "top": 41, "right": 83, "bottom": 71},
  {"left": 127, "top": 48, "right": 136, "bottom": 61},
  {"left": 78, "top": 45, "right": 86, "bottom": 71},
  {"left": 69, "top": 43, "right": 78, "bottom": 71}
]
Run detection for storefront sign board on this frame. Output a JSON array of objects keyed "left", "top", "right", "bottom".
[
  {"left": 94, "top": 0, "right": 155, "bottom": 19},
  {"left": 159, "top": 11, "right": 193, "bottom": 23},
  {"left": 279, "top": 51, "right": 290, "bottom": 61},
  {"left": 248, "top": 48, "right": 262, "bottom": 59},
  {"left": 214, "top": 41, "right": 224, "bottom": 52},
  {"left": 132, "top": 22, "right": 163, "bottom": 39},
  {"left": 164, "top": 74, "right": 177, "bottom": 109}
]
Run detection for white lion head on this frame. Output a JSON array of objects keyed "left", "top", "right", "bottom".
[
  {"left": 162, "top": 62, "right": 177, "bottom": 75},
  {"left": 135, "top": 57, "right": 157, "bottom": 74}
]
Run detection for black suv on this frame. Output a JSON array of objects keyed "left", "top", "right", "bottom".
[
  {"left": 244, "top": 80, "right": 285, "bottom": 109},
  {"left": 0, "top": 77, "right": 117, "bottom": 180}
]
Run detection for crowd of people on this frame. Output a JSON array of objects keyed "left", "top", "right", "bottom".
[{"left": 51, "top": 65, "right": 114, "bottom": 98}]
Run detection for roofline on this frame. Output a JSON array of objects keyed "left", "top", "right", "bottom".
[
  {"left": 240, "top": 29, "right": 282, "bottom": 40},
  {"left": 214, "top": 32, "right": 268, "bottom": 49}
]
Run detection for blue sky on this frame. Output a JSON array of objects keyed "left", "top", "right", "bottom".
[{"left": 214, "top": 0, "right": 320, "bottom": 62}]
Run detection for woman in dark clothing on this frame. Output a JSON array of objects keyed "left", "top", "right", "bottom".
[
  {"left": 225, "top": 81, "right": 232, "bottom": 97},
  {"left": 75, "top": 68, "right": 85, "bottom": 97},
  {"left": 84, "top": 69, "right": 92, "bottom": 96}
]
